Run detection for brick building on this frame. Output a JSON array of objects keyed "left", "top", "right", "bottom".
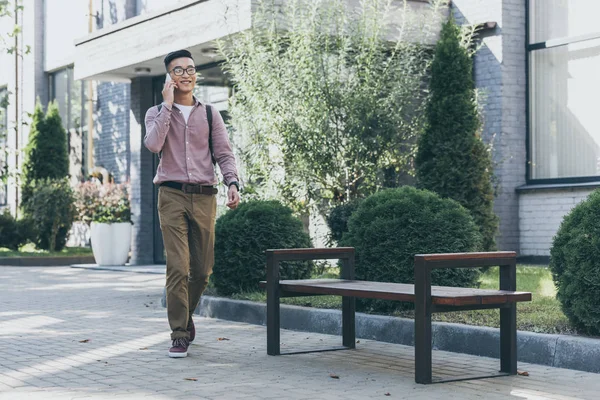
[{"left": 0, "top": 0, "right": 597, "bottom": 263}]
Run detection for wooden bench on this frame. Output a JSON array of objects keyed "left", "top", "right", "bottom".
[{"left": 261, "top": 247, "right": 532, "bottom": 384}]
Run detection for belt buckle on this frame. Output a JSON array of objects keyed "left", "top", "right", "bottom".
[{"left": 181, "top": 183, "right": 190, "bottom": 193}]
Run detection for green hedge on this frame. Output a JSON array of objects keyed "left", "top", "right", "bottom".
[
  {"left": 212, "top": 200, "right": 314, "bottom": 296},
  {"left": 550, "top": 189, "right": 600, "bottom": 336},
  {"left": 26, "top": 178, "right": 77, "bottom": 251},
  {"left": 340, "top": 187, "right": 482, "bottom": 313},
  {"left": 0, "top": 211, "right": 33, "bottom": 251}
]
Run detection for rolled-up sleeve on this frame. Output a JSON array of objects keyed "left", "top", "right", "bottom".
[
  {"left": 144, "top": 103, "right": 173, "bottom": 153},
  {"left": 211, "top": 108, "right": 239, "bottom": 186}
]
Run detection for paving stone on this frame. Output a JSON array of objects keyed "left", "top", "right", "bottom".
[{"left": 0, "top": 266, "right": 598, "bottom": 399}]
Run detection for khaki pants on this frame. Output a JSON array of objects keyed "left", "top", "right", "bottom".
[{"left": 158, "top": 186, "right": 217, "bottom": 340}]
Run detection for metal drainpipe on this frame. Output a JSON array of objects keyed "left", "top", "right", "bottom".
[{"left": 87, "top": 0, "right": 94, "bottom": 176}]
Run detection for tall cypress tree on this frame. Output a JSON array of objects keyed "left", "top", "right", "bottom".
[
  {"left": 415, "top": 18, "right": 498, "bottom": 251},
  {"left": 22, "top": 101, "right": 69, "bottom": 183}
]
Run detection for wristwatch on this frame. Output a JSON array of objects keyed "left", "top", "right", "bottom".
[{"left": 228, "top": 181, "right": 240, "bottom": 191}]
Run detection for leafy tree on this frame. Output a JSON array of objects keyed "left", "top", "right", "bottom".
[
  {"left": 0, "top": 1, "right": 29, "bottom": 55},
  {"left": 1, "top": 0, "right": 30, "bottom": 212},
  {"left": 415, "top": 18, "right": 498, "bottom": 250},
  {"left": 219, "top": 0, "right": 447, "bottom": 214}
]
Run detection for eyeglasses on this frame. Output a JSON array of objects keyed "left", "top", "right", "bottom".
[{"left": 169, "top": 66, "right": 197, "bottom": 76}]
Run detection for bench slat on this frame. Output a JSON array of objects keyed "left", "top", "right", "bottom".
[{"left": 264, "top": 279, "right": 531, "bottom": 306}]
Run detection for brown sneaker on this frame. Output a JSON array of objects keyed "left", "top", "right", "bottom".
[
  {"left": 188, "top": 318, "right": 195, "bottom": 343},
  {"left": 168, "top": 337, "right": 189, "bottom": 358}
]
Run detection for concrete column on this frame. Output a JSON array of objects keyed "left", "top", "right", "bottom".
[{"left": 129, "top": 77, "right": 155, "bottom": 265}]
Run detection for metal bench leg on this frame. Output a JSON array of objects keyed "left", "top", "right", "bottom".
[
  {"left": 500, "top": 304, "right": 517, "bottom": 374},
  {"left": 415, "top": 259, "right": 432, "bottom": 384},
  {"left": 342, "top": 296, "right": 355, "bottom": 348},
  {"left": 341, "top": 257, "right": 355, "bottom": 349},
  {"left": 415, "top": 306, "right": 432, "bottom": 383},
  {"left": 267, "top": 256, "right": 280, "bottom": 355},
  {"left": 500, "top": 261, "right": 517, "bottom": 374}
]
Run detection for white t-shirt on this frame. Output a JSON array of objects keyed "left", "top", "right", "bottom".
[{"left": 174, "top": 103, "right": 194, "bottom": 124}]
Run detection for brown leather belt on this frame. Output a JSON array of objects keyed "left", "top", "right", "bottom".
[{"left": 160, "top": 181, "right": 218, "bottom": 195}]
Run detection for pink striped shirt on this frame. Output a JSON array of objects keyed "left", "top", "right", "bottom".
[{"left": 144, "top": 98, "right": 239, "bottom": 187}]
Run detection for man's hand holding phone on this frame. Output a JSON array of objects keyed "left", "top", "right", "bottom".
[{"left": 162, "top": 73, "right": 176, "bottom": 106}]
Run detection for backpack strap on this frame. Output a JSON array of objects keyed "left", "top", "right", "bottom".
[
  {"left": 157, "top": 104, "right": 163, "bottom": 158},
  {"left": 206, "top": 104, "right": 216, "bottom": 165},
  {"left": 155, "top": 103, "right": 215, "bottom": 165}
]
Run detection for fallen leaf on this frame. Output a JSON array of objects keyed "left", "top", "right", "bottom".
[
  {"left": 218, "top": 337, "right": 230, "bottom": 341},
  {"left": 356, "top": 340, "right": 361, "bottom": 344},
  {"left": 79, "top": 339, "right": 90, "bottom": 343},
  {"left": 139, "top": 347, "right": 148, "bottom": 350},
  {"left": 385, "top": 393, "right": 391, "bottom": 397},
  {"left": 184, "top": 378, "right": 198, "bottom": 381},
  {"left": 329, "top": 373, "right": 340, "bottom": 379},
  {"left": 517, "top": 370, "right": 529, "bottom": 376}
]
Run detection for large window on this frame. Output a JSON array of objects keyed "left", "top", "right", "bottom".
[
  {"left": 528, "top": 0, "right": 600, "bottom": 181},
  {"left": 49, "top": 67, "right": 90, "bottom": 181},
  {"left": 0, "top": 88, "right": 8, "bottom": 205}
]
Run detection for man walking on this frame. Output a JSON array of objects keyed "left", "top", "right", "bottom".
[{"left": 144, "top": 49, "right": 240, "bottom": 358}]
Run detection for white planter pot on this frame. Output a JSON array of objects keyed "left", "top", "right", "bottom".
[{"left": 90, "top": 222, "right": 132, "bottom": 266}]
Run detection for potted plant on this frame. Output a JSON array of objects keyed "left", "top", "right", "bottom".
[{"left": 76, "top": 181, "right": 132, "bottom": 266}]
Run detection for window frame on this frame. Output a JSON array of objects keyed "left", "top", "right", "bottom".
[
  {"left": 526, "top": 0, "right": 600, "bottom": 184},
  {"left": 48, "top": 65, "right": 89, "bottom": 180}
]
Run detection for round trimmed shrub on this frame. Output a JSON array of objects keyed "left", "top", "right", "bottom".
[
  {"left": 340, "top": 186, "right": 482, "bottom": 313},
  {"left": 326, "top": 198, "right": 364, "bottom": 243},
  {"left": 213, "top": 200, "right": 314, "bottom": 296},
  {"left": 27, "top": 178, "right": 76, "bottom": 251},
  {"left": 550, "top": 189, "right": 600, "bottom": 336}
]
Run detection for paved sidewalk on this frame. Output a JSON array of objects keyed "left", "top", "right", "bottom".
[{"left": 0, "top": 267, "right": 598, "bottom": 400}]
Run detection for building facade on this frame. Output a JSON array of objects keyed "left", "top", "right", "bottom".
[{"left": 0, "top": 0, "right": 597, "bottom": 263}]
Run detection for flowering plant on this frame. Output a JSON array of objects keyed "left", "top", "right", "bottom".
[{"left": 75, "top": 181, "right": 132, "bottom": 224}]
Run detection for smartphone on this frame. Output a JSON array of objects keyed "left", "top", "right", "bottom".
[{"left": 165, "top": 73, "right": 172, "bottom": 84}]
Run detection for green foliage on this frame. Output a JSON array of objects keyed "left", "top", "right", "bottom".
[
  {"left": 0, "top": 210, "right": 32, "bottom": 250},
  {"left": 550, "top": 189, "right": 600, "bottom": 336},
  {"left": 27, "top": 178, "right": 76, "bottom": 251},
  {"left": 22, "top": 101, "right": 69, "bottom": 207},
  {"left": 326, "top": 198, "right": 363, "bottom": 243},
  {"left": 213, "top": 200, "right": 314, "bottom": 296},
  {"left": 219, "top": 0, "right": 448, "bottom": 211},
  {"left": 75, "top": 181, "right": 131, "bottom": 224},
  {"left": 340, "top": 187, "right": 482, "bottom": 313},
  {"left": 415, "top": 18, "right": 498, "bottom": 251},
  {"left": 1, "top": 1, "right": 28, "bottom": 56}
]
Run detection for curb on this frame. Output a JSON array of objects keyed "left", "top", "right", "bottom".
[
  {"left": 71, "top": 264, "right": 165, "bottom": 274},
  {"left": 164, "top": 294, "right": 600, "bottom": 374},
  {"left": 0, "top": 255, "right": 95, "bottom": 266}
]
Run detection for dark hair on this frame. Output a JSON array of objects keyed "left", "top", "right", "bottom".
[{"left": 164, "top": 49, "right": 194, "bottom": 71}]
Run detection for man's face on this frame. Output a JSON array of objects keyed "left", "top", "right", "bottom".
[{"left": 167, "top": 57, "right": 197, "bottom": 94}]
